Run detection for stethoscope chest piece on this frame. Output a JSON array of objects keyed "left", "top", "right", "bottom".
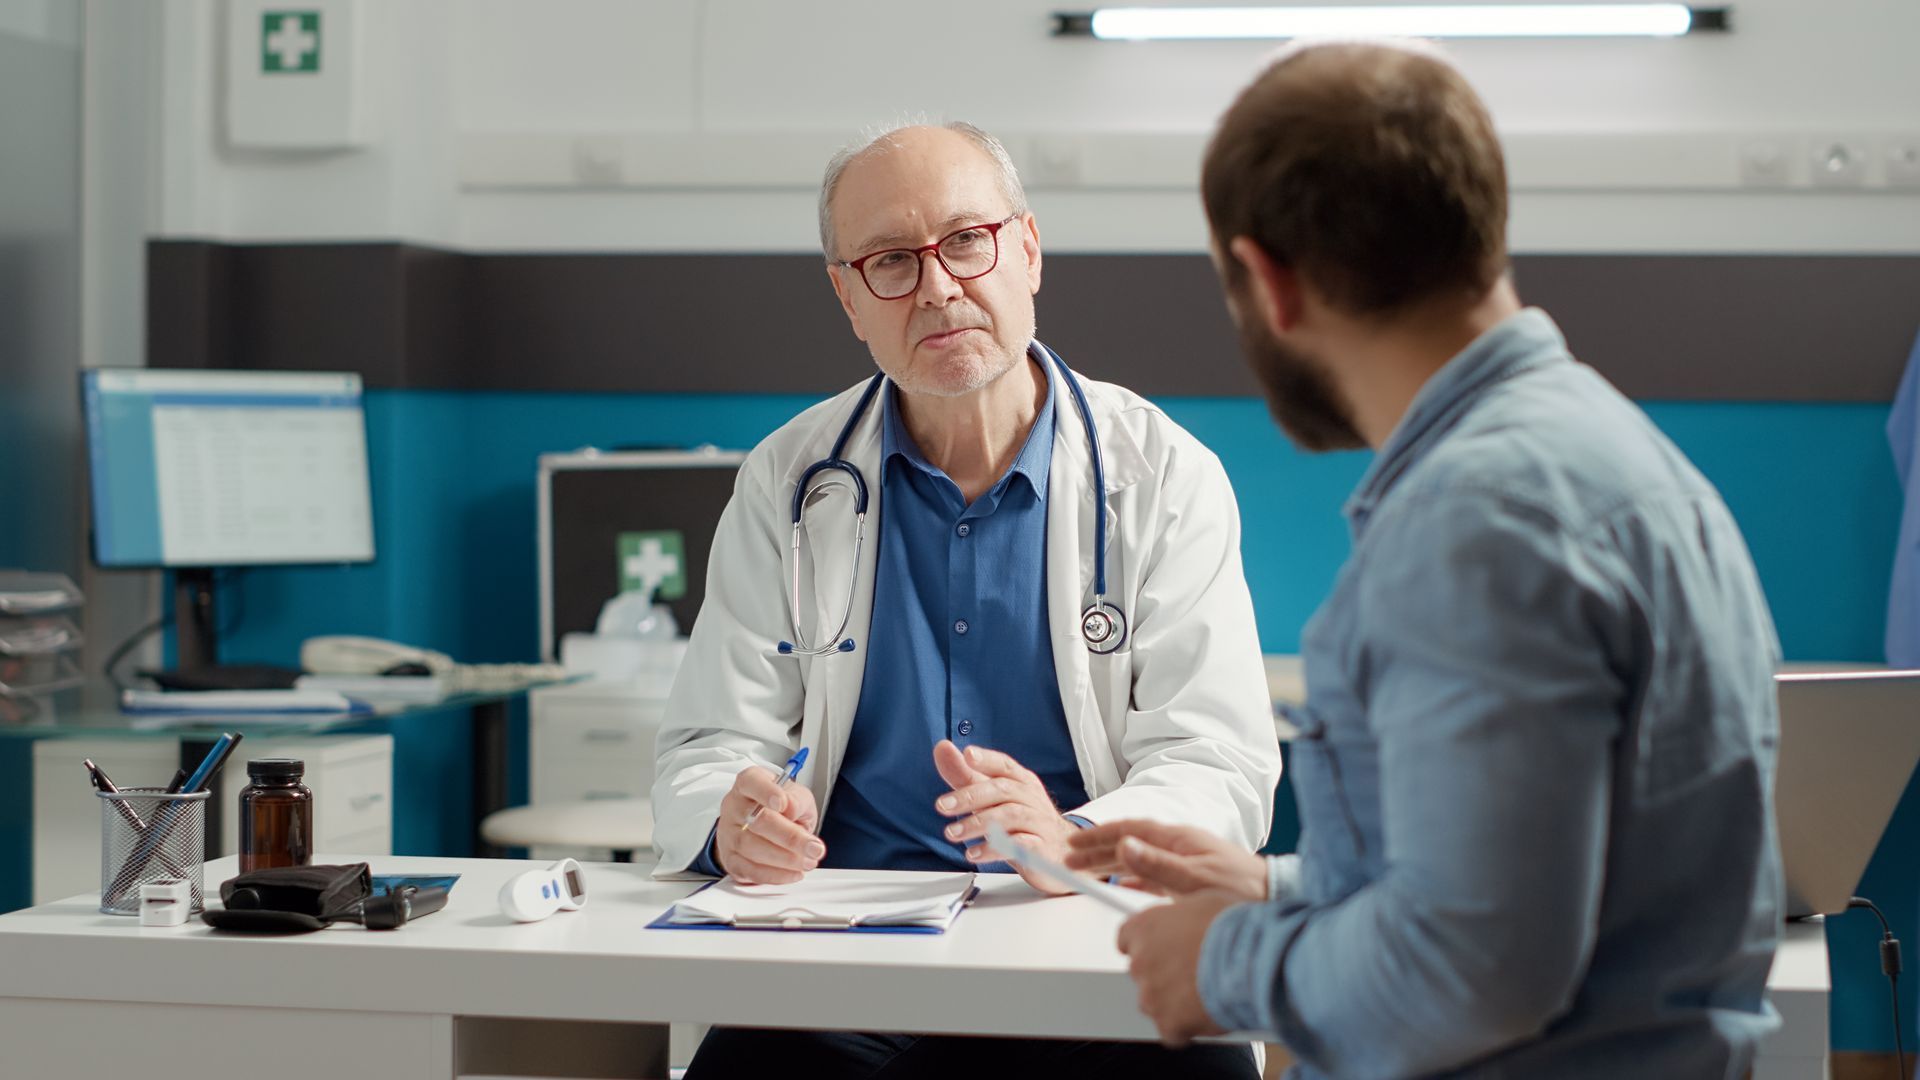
[{"left": 1080, "top": 600, "right": 1127, "bottom": 655}]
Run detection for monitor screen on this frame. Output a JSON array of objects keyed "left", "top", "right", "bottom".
[{"left": 83, "top": 369, "right": 375, "bottom": 568}]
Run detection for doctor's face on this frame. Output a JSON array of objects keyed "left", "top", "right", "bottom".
[{"left": 826, "top": 127, "right": 1041, "bottom": 400}]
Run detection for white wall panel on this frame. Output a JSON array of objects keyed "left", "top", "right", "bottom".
[{"left": 125, "top": 0, "right": 1920, "bottom": 253}]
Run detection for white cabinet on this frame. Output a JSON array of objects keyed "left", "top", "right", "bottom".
[
  {"left": 527, "top": 676, "right": 671, "bottom": 862},
  {"left": 31, "top": 734, "right": 393, "bottom": 905},
  {"left": 212, "top": 736, "right": 393, "bottom": 858}
]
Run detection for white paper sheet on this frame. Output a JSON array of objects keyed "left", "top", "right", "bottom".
[{"left": 665, "top": 869, "right": 977, "bottom": 929}]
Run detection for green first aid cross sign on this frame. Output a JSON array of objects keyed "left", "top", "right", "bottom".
[
  {"left": 618, "top": 531, "right": 688, "bottom": 601},
  {"left": 262, "top": 11, "right": 321, "bottom": 74}
]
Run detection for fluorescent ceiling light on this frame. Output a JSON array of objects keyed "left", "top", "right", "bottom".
[{"left": 1057, "top": 5, "right": 1729, "bottom": 40}]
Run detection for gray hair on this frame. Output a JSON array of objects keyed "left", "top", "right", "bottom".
[{"left": 818, "top": 121, "right": 1029, "bottom": 262}]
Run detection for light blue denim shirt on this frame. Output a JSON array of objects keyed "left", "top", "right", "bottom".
[{"left": 1200, "top": 309, "right": 1784, "bottom": 1078}]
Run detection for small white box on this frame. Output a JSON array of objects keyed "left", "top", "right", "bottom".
[{"left": 139, "top": 879, "right": 194, "bottom": 927}]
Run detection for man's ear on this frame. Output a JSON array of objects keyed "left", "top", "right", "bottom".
[
  {"left": 1226, "top": 236, "right": 1302, "bottom": 339},
  {"left": 1019, "top": 212, "right": 1042, "bottom": 294},
  {"left": 827, "top": 262, "right": 868, "bottom": 342}
]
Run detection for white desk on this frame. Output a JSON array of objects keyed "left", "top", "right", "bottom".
[{"left": 0, "top": 855, "right": 1830, "bottom": 1080}]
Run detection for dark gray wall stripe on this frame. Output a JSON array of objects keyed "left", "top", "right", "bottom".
[{"left": 149, "top": 241, "right": 1919, "bottom": 402}]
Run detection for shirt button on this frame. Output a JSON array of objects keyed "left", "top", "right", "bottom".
[
  {"left": 956, "top": 523, "right": 971, "bottom": 537},
  {"left": 958, "top": 720, "right": 974, "bottom": 736},
  {"left": 954, "top": 619, "right": 969, "bottom": 635}
]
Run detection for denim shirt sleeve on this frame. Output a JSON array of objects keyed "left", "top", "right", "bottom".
[{"left": 1200, "top": 490, "right": 1628, "bottom": 1078}]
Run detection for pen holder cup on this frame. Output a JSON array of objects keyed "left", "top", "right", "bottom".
[{"left": 98, "top": 788, "right": 208, "bottom": 916}]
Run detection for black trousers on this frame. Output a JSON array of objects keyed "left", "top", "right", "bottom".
[{"left": 685, "top": 1026, "right": 1262, "bottom": 1079}]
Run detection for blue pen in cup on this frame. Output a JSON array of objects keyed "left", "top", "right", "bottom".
[
  {"left": 102, "top": 733, "right": 242, "bottom": 909},
  {"left": 740, "top": 746, "right": 809, "bottom": 831}
]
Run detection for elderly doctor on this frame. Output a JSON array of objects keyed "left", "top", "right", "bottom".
[{"left": 656, "top": 122, "right": 1279, "bottom": 1078}]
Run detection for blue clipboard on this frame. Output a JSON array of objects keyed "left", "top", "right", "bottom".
[{"left": 647, "top": 879, "right": 980, "bottom": 935}]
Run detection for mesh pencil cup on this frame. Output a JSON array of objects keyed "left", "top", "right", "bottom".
[{"left": 98, "top": 787, "right": 208, "bottom": 916}]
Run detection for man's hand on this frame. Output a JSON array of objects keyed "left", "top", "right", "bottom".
[
  {"left": 1066, "top": 820, "right": 1268, "bottom": 901},
  {"left": 1117, "top": 890, "right": 1240, "bottom": 1047},
  {"left": 932, "top": 740, "right": 1076, "bottom": 894},
  {"left": 712, "top": 764, "right": 824, "bottom": 885}
]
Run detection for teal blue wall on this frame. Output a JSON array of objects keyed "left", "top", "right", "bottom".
[{"left": 12, "top": 388, "right": 1903, "bottom": 1050}]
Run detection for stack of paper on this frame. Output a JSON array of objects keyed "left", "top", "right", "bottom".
[
  {"left": 296, "top": 673, "right": 448, "bottom": 703},
  {"left": 658, "top": 870, "right": 977, "bottom": 931},
  {"left": 120, "top": 688, "right": 365, "bottom": 714}
]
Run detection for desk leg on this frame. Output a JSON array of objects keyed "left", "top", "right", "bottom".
[{"left": 474, "top": 698, "right": 508, "bottom": 858}]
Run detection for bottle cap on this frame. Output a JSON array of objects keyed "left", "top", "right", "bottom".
[{"left": 246, "top": 758, "right": 305, "bottom": 780}]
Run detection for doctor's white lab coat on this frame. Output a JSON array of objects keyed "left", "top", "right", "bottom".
[{"left": 651, "top": 359, "right": 1282, "bottom": 876}]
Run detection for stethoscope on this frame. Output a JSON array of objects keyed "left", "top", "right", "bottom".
[{"left": 776, "top": 344, "right": 1127, "bottom": 658}]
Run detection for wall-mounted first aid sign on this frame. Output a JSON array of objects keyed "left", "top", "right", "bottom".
[
  {"left": 260, "top": 11, "right": 322, "bottom": 74},
  {"left": 227, "top": 0, "right": 369, "bottom": 148}
]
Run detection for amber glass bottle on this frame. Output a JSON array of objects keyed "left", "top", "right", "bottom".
[{"left": 238, "top": 758, "right": 313, "bottom": 872}]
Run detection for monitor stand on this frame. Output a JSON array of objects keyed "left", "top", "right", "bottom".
[
  {"left": 152, "top": 569, "right": 299, "bottom": 690},
  {"left": 173, "top": 567, "right": 219, "bottom": 673}
]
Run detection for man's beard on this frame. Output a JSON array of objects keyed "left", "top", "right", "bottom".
[{"left": 1235, "top": 306, "right": 1366, "bottom": 453}]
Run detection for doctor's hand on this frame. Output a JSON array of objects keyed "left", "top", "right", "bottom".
[
  {"left": 1117, "top": 890, "right": 1238, "bottom": 1048},
  {"left": 713, "top": 765, "right": 824, "bottom": 885},
  {"left": 932, "top": 740, "right": 1076, "bottom": 895},
  {"left": 1066, "top": 820, "right": 1267, "bottom": 902}
]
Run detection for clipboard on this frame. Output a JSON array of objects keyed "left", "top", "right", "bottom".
[{"left": 648, "top": 871, "right": 979, "bottom": 934}]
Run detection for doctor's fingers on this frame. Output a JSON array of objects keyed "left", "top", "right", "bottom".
[
  {"left": 958, "top": 744, "right": 1041, "bottom": 786},
  {"left": 731, "top": 827, "right": 823, "bottom": 874},
  {"left": 727, "top": 770, "right": 819, "bottom": 828},
  {"left": 722, "top": 849, "right": 809, "bottom": 886},
  {"left": 932, "top": 739, "right": 986, "bottom": 791},
  {"left": 935, "top": 776, "right": 1037, "bottom": 817},
  {"left": 946, "top": 803, "right": 1059, "bottom": 846},
  {"left": 741, "top": 800, "right": 825, "bottom": 857}
]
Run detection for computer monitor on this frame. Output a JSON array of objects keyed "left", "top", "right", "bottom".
[{"left": 82, "top": 368, "right": 375, "bottom": 671}]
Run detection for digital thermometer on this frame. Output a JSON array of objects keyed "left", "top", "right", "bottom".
[{"left": 498, "top": 858, "right": 588, "bottom": 922}]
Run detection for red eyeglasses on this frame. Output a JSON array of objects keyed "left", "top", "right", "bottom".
[{"left": 839, "top": 215, "right": 1020, "bottom": 300}]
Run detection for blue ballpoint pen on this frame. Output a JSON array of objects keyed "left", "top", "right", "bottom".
[{"left": 740, "top": 746, "right": 809, "bottom": 830}]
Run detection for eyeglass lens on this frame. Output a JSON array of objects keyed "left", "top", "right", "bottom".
[{"left": 861, "top": 224, "right": 1001, "bottom": 299}]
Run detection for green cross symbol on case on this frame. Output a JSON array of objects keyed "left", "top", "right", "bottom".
[{"left": 618, "top": 531, "right": 688, "bottom": 601}]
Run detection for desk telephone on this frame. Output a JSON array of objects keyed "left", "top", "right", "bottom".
[{"left": 301, "top": 635, "right": 566, "bottom": 691}]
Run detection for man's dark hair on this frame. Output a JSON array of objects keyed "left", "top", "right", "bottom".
[{"left": 1202, "top": 41, "right": 1509, "bottom": 315}]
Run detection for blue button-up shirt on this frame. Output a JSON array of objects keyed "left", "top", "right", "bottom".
[
  {"left": 813, "top": 358, "right": 1090, "bottom": 872},
  {"left": 1200, "top": 310, "right": 1783, "bottom": 1078}
]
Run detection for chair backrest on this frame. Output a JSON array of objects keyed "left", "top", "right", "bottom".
[{"left": 1774, "top": 668, "right": 1920, "bottom": 917}]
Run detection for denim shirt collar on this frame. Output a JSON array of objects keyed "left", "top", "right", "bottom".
[
  {"left": 882, "top": 353, "right": 1056, "bottom": 503},
  {"left": 1344, "top": 307, "right": 1569, "bottom": 534}
]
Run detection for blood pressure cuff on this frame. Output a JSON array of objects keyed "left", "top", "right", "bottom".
[{"left": 201, "top": 862, "right": 372, "bottom": 933}]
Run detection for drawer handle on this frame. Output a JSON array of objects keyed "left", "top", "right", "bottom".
[
  {"left": 582, "top": 791, "right": 631, "bottom": 801},
  {"left": 582, "top": 730, "right": 632, "bottom": 743},
  {"left": 349, "top": 793, "right": 386, "bottom": 810}
]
